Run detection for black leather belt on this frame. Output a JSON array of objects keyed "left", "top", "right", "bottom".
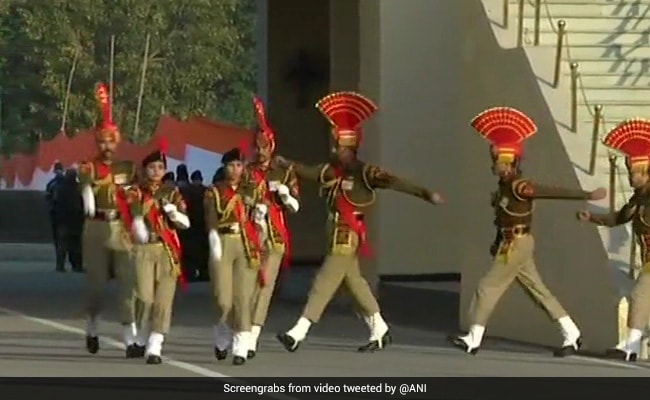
[
  {"left": 91, "top": 210, "right": 121, "bottom": 221},
  {"left": 217, "top": 224, "right": 241, "bottom": 235},
  {"left": 500, "top": 225, "right": 530, "bottom": 239}
]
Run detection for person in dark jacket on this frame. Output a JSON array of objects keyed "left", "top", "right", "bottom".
[
  {"left": 163, "top": 172, "right": 175, "bottom": 184},
  {"left": 183, "top": 170, "right": 209, "bottom": 280},
  {"left": 211, "top": 167, "right": 225, "bottom": 185},
  {"left": 46, "top": 162, "right": 66, "bottom": 271},
  {"left": 51, "top": 168, "right": 85, "bottom": 272},
  {"left": 176, "top": 164, "right": 190, "bottom": 189}
]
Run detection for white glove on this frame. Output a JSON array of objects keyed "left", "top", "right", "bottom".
[
  {"left": 208, "top": 229, "right": 222, "bottom": 261},
  {"left": 131, "top": 217, "right": 149, "bottom": 244},
  {"left": 81, "top": 185, "right": 96, "bottom": 217},
  {"left": 277, "top": 184, "right": 300, "bottom": 212},
  {"left": 163, "top": 203, "right": 177, "bottom": 214},
  {"left": 276, "top": 184, "right": 290, "bottom": 197},
  {"left": 268, "top": 180, "right": 281, "bottom": 192}
]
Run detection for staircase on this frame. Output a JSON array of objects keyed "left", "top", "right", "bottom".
[{"left": 517, "top": 0, "right": 650, "bottom": 207}]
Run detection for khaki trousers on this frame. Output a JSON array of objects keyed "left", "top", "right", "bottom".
[
  {"left": 627, "top": 268, "right": 650, "bottom": 329},
  {"left": 302, "top": 253, "right": 380, "bottom": 323},
  {"left": 468, "top": 234, "right": 568, "bottom": 326},
  {"left": 82, "top": 219, "right": 136, "bottom": 324},
  {"left": 251, "top": 250, "right": 284, "bottom": 326},
  {"left": 134, "top": 243, "right": 178, "bottom": 335},
  {"left": 209, "top": 234, "right": 258, "bottom": 332}
]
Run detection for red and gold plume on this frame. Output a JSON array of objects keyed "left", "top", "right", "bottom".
[
  {"left": 316, "top": 91, "right": 378, "bottom": 148},
  {"left": 253, "top": 96, "right": 276, "bottom": 153},
  {"left": 603, "top": 118, "right": 650, "bottom": 170},
  {"left": 470, "top": 107, "right": 537, "bottom": 163},
  {"left": 95, "top": 82, "right": 120, "bottom": 142}
]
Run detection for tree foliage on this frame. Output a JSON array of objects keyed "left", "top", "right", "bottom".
[{"left": 0, "top": 0, "right": 256, "bottom": 154}]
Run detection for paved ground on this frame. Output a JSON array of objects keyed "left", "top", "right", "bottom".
[{"left": 1, "top": 259, "right": 650, "bottom": 378}]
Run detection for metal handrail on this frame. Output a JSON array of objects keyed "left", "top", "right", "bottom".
[
  {"left": 588, "top": 105, "right": 603, "bottom": 175},
  {"left": 569, "top": 62, "right": 579, "bottom": 132},
  {"left": 516, "top": 0, "right": 525, "bottom": 47},
  {"left": 608, "top": 154, "right": 617, "bottom": 213},
  {"left": 552, "top": 20, "right": 566, "bottom": 88}
]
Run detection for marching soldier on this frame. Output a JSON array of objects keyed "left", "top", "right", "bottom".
[
  {"left": 577, "top": 119, "right": 650, "bottom": 362},
  {"left": 244, "top": 96, "right": 300, "bottom": 358},
  {"left": 204, "top": 147, "right": 265, "bottom": 366},
  {"left": 274, "top": 91, "right": 443, "bottom": 353},
  {"left": 78, "top": 83, "right": 140, "bottom": 357},
  {"left": 450, "top": 107, "right": 606, "bottom": 356},
  {"left": 125, "top": 138, "right": 190, "bottom": 365}
]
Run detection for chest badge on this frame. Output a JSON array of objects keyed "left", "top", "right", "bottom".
[
  {"left": 113, "top": 173, "right": 127, "bottom": 185},
  {"left": 341, "top": 178, "right": 354, "bottom": 191}
]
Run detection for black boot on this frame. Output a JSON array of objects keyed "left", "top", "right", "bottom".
[
  {"left": 214, "top": 347, "right": 228, "bottom": 360},
  {"left": 86, "top": 336, "right": 99, "bottom": 354},
  {"left": 276, "top": 332, "right": 300, "bottom": 352},
  {"left": 358, "top": 331, "right": 392, "bottom": 352},
  {"left": 605, "top": 348, "right": 638, "bottom": 362},
  {"left": 554, "top": 337, "right": 582, "bottom": 357},
  {"left": 247, "top": 350, "right": 256, "bottom": 359},
  {"left": 146, "top": 355, "right": 163, "bottom": 364},
  {"left": 232, "top": 356, "right": 246, "bottom": 366},
  {"left": 126, "top": 344, "right": 146, "bottom": 358},
  {"left": 447, "top": 334, "right": 479, "bottom": 355}
]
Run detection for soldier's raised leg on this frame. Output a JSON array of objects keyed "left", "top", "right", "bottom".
[
  {"left": 277, "top": 255, "right": 348, "bottom": 351},
  {"left": 452, "top": 236, "right": 580, "bottom": 355},
  {"left": 144, "top": 245, "right": 179, "bottom": 365},
  {"left": 248, "top": 250, "right": 284, "bottom": 358},
  {"left": 516, "top": 257, "right": 581, "bottom": 357},
  {"left": 607, "top": 271, "right": 650, "bottom": 361},
  {"left": 343, "top": 257, "right": 391, "bottom": 352},
  {"left": 82, "top": 220, "right": 111, "bottom": 354}
]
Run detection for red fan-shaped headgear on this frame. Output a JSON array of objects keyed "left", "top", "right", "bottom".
[
  {"left": 470, "top": 107, "right": 537, "bottom": 163},
  {"left": 316, "top": 91, "right": 378, "bottom": 148},
  {"left": 603, "top": 118, "right": 650, "bottom": 170},
  {"left": 95, "top": 82, "right": 120, "bottom": 142}
]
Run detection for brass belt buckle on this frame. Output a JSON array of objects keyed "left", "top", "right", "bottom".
[{"left": 106, "top": 210, "right": 117, "bottom": 220}]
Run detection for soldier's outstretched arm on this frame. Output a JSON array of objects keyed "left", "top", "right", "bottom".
[
  {"left": 580, "top": 197, "right": 637, "bottom": 227},
  {"left": 512, "top": 179, "right": 603, "bottom": 201},
  {"left": 364, "top": 164, "right": 442, "bottom": 204},
  {"left": 203, "top": 187, "right": 221, "bottom": 233},
  {"left": 274, "top": 155, "right": 333, "bottom": 183}
]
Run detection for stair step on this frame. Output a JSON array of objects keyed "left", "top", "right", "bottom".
[
  {"left": 564, "top": 44, "right": 650, "bottom": 59},
  {"left": 561, "top": 58, "right": 649, "bottom": 74},
  {"left": 535, "top": 30, "right": 650, "bottom": 46},
  {"left": 580, "top": 87, "right": 650, "bottom": 101},
  {"left": 575, "top": 103, "right": 650, "bottom": 116},
  {"left": 517, "top": 2, "right": 650, "bottom": 18},
  {"left": 578, "top": 75, "right": 650, "bottom": 86},
  {"left": 520, "top": 16, "right": 650, "bottom": 33}
]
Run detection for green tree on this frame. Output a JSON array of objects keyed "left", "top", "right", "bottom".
[{"left": 0, "top": 0, "right": 256, "bottom": 153}]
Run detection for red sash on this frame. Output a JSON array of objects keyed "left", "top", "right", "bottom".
[
  {"left": 142, "top": 192, "right": 187, "bottom": 290},
  {"left": 252, "top": 169, "right": 291, "bottom": 268},
  {"left": 222, "top": 185, "right": 262, "bottom": 253},
  {"left": 334, "top": 166, "right": 373, "bottom": 258}
]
